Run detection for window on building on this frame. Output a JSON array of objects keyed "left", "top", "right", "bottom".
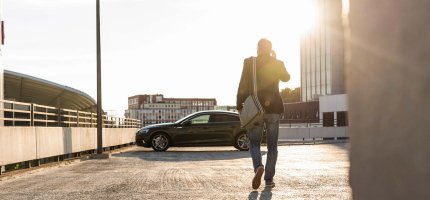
[
  {"left": 336, "top": 111, "right": 348, "bottom": 127},
  {"left": 323, "top": 112, "right": 334, "bottom": 127}
]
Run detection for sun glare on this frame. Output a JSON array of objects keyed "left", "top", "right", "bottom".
[
  {"left": 256, "top": 0, "right": 317, "bottom": 35},
  {"left": 293, "top": 0, "right": 317, "bottom": 34}
]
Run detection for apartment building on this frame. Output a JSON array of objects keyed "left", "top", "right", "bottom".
[
  {"left": 300, "top": 0, "right": 345, "bottom": 101},
  {"left": 125, "top": 94, "right": 216, "bottom": 126}
]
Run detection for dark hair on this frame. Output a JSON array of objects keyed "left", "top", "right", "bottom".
[{"left": 258, "top": 38, "right": 272, "bottom": 56}]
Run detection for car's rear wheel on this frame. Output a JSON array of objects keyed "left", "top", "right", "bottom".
[
  {"left": 234, "top": 132, "right": 250, "bottom": 151},
  {"left": 150, "top": 132, "right": 170, "bottom": 151}
]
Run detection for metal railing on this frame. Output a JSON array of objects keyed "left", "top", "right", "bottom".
[
  {"left": 279, "top": 119, "right": 348, "bottom": 128},
  {"left": 0, "top": 100, "right": 140, "bottom": 128}
]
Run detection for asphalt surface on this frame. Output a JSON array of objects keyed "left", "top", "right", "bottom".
[{"left": 0, "top": 143, "right": 351, "bottom": 200}]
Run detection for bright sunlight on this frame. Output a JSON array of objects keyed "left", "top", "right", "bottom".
[
  {"left": 3, "top": 0, "right": 321, "bottom": 113},
  {"left": 239, "top": 0, "right": 318, "bottom": 91}
]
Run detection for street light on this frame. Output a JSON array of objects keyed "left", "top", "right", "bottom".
[{"left": 96, "top": 0, "right": 103, "bottom": 154}]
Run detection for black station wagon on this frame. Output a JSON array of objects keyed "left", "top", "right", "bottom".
[{"left": 135, "top": 110, "right": 249, "bottom": 151}]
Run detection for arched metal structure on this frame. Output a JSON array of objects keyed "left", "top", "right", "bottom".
[{"left": 3, "top": 70, "right": 96, "bottom": 112}]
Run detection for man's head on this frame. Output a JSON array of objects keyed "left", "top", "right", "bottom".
[{"left": 257, "top": 38, "right": 272, "bottom": 56}]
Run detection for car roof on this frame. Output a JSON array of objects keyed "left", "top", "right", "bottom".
[{"left": 193, "top": 110, "right": 238, "bottom": 115}]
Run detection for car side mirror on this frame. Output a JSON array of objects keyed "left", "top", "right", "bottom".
[{"left": 183, "top": 121, "right": 192, "bottom": 126}]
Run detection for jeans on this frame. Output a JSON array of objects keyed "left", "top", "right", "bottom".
[{"left": 248, "top": 114, "right": 280, "bottom": 182}]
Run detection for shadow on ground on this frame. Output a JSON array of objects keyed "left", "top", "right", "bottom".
[{"left": 248, "top": 187, "right": 273, "bottom": 200}]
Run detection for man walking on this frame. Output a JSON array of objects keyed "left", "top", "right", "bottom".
[{"left": 236, "top": 38, "right": 290, "bottom": 189}]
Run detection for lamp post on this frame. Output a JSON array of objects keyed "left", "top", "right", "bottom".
[{"left": 96, "top": 0, "right": 103, "bottom": 154}]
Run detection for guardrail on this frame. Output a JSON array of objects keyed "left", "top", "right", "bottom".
[
  {"left": 0, "top": 100, "right": 140, "bottom": 128},
  {"left": 0, "top": 126, "right": 139, "bottom": 175},
  {"left": 279, "top": 119, "right": 348, "bottom": 128},
  {"left": 278, "top": 119, "right": 349, "bottom": 142},
  {"left": 278, "top": 126, "right": 349, "bottom": 141},
  {"left": 0, "top": 99, "right": 141, "bottom": 175}
]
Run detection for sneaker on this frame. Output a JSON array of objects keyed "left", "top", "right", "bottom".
[
  {"left": 252, "top": 166, "right": 264, "bottom": 189},
  {"left": 265, "top": 181, "right": 275, "bottom": 188}
]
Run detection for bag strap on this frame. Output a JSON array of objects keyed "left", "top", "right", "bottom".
[
  {"left": 252, "top": 57, "right": 257, "bottom": 96},
  {"left": 252, "top": 57, "right": 264, "bottom": 112}
]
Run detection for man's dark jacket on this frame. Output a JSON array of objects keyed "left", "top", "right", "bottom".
[{"left": 236, "top": 55, "right": 290, "bottom": 114}]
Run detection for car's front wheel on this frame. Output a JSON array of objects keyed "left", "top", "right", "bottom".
[
  {"left": 234, "top": 132, "right": 250, "bottom": 151},
  {"left": 150, "top": 132, "right": 170, "bottom": 151}
]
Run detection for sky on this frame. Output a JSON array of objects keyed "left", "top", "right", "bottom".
[{"left": 1, "top": 0, "right": 316, "bottom": 117}]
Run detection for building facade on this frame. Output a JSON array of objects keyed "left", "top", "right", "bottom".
[
  {"left": 298, "top": 0, "right": 348, "bottom": 127},
  {"left": 319, "top": 94, "right": 347, "bottom": 126},
  {"left": 214, "top": 105, "right": 238, "bottom": 112},
  {"left": 125, "top": 94, "right": 217, "bottom": 127},
  {"left": 300, "top": 0, "right": 345, "bottom": 102}
]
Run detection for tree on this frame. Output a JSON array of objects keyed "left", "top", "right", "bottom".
[{"left": 280, "top": 87, "right": 301, "bottom": 103}]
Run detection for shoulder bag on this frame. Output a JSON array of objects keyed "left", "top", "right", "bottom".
[{"left": 239, "top": 57, "right": 265, "bottom": 129}]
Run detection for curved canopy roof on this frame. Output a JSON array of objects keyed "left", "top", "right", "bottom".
[{"left": 4, "top": 70, "right": 97, "bottom": 112}]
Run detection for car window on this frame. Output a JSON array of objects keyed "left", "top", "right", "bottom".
[
  {"left": 210, "top": 114, "right": 240, "bottom": 123},
  {"left": 190, "top": 115, "right": 210, "bottom": 124}
]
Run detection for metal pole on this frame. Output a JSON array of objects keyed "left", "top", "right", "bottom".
[{"left": 96, "top": 0, "right": 103, "bottom": 154}]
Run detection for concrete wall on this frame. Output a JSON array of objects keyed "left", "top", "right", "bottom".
[
  {"left": 279, "top": 128, "right": 309, "bottom": 140},
  {"left": 103, "top": 128, "right": 123, "bottom": 147},
  {"left": 0, "top": 69, "right": 3, "bottom": 126},
  {"left": 79, "top": 128, "right": 97, "bottom": 151},
  {"left": 309, "top": 127, "right": 347, "bottom": 138},
  {"left": 0, "top": 127, "right": 138, "bottom": 166},
  {"left": 0, "top": 127, "right": 37, "bottom": 166},
  {"left": 319, "top": 94, "right": 348, "bottom": 113},
  {"left": 121, "top": 128, "right": 136, "bottom": 144},
  {"left": 37, "top": 127, "right": 69, "bottom": 158},
  {"left": 348, "top": 0, "right": 430, "bottom": 199}
]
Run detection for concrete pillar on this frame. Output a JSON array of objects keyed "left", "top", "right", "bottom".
[
  {"left": 348, "top": 0, "right": 430, "bottom": 199},
  {"left": 0, "top": 0, "right": 3, "bottom": 126},
  {"left": 0, "top": 65, "right": 3, "bottom": 127}
]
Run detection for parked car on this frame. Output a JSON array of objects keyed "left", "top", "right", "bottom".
[{"left": 135, "top": 110, "right": 249, "bottom": 151}]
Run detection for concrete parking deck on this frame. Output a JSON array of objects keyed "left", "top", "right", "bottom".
[{"left": 0, "top": 144, "right": 351, "bottom": 200}]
